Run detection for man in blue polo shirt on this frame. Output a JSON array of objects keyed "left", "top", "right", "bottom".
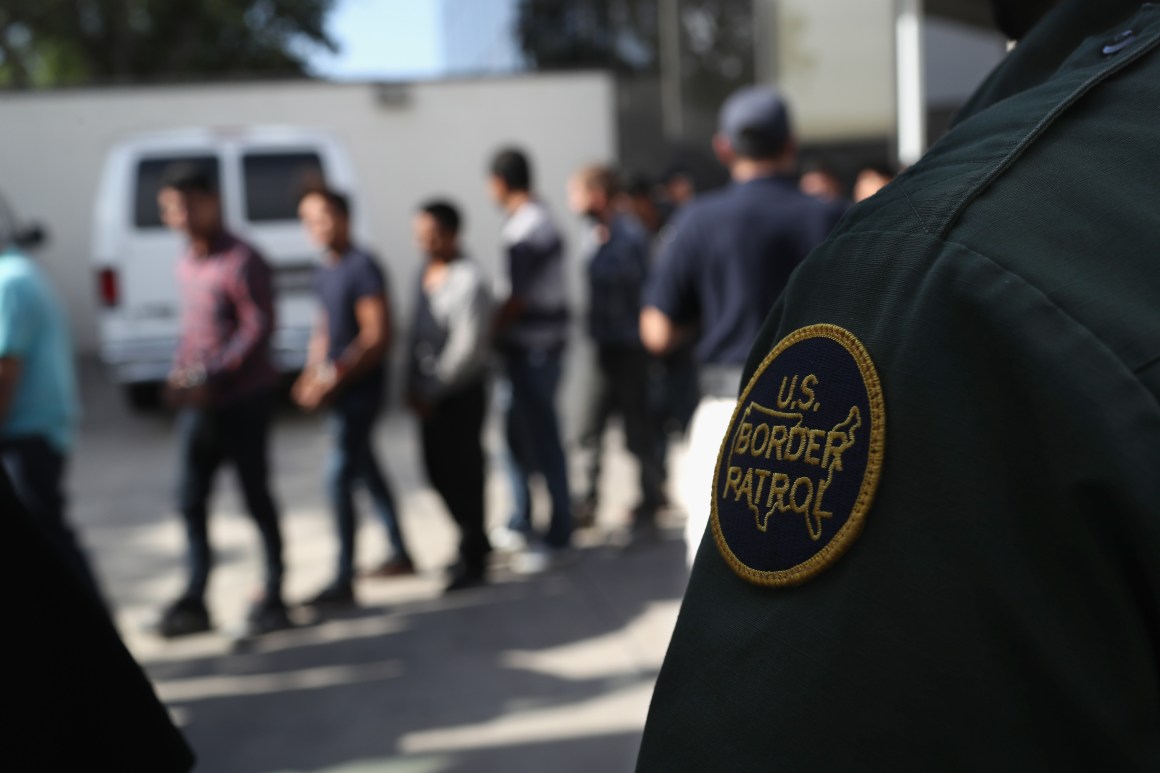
[
  {"left": 641, "top": 85, "right": 844, "bottom": 566},
  {"left": 0, "top": 244, "right": 99, "bottom": 602},
  {"left": 294, "top": 187, "right": 415, "bottom": 608}
]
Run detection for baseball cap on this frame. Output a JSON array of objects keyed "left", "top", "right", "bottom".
[{"left": 718, "top": 85, "right": 792, "bottom": 158}]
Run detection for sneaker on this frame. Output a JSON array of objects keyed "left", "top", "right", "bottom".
[
  {"left": 302, "top": 582, "right": 356, "bottom": 610},
  {"left": 155, "top": 597, "right": 211, "bottom": 639},
  {"left": 444, "top": 569, "right": 487, "bottom": 594},
  {"left": 243, "top": 597, "right": 293, "bottom": 636},
  {"left": 513, "top": 544, "right": 572, "bottom": 575},
  {"left": 362, "top": 557, "right": 417, "bottom": 578},
  {"left": 489, "top": 526, "right": 529, "bottom": 554},
  {"left": 617, "top": 516, "right": 660, "bottom": 550}
]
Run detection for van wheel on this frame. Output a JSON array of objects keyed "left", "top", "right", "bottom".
[{"left": 124, "top": 382, "right": 161, "bottom": 411}]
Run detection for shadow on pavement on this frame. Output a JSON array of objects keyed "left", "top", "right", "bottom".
[
  {"left": 144, "top": 537, "right": 685, "bottom": 773},
  {"left": 71, "top": 360, "right": 689, "bottom": 772}
]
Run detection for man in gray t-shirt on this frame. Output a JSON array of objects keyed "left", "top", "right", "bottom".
[
  {"left": 487, "top": 148, "right": 572, "bottom": 572},
  {"left": 408, "top": 200, "right": 493, "bottom": 592}
]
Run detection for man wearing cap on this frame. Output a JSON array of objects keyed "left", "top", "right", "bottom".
[
  {"left": 640, "top": 85, "right": 844, "bottom": 567},
  {"left": 637, "top": 0, "right": 1160, "bottom": 769}
]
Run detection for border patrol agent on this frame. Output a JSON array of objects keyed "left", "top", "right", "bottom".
[{"left": 637, "top": 0, "right": 1160, "bottom": 769}]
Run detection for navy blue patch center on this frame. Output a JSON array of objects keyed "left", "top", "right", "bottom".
[{"left": 712, "top": 324, "right": 885, "bottom": 586}]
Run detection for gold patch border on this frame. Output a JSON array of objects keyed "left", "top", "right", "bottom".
[{"left": 710, "top": 323, "right": 886, "bottom": 587}]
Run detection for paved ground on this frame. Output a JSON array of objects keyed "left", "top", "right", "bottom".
[{"left": 69, "top": 365, "right": 690, "bottom": 773}]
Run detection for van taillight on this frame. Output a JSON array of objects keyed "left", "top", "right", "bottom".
[{"left": 97, "top": 268, "right": 119, "bottom": 308}]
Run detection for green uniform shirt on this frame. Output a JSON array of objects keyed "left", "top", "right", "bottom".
[{"left": 638, "top": 2, "right": 1160, "bottom": 770}]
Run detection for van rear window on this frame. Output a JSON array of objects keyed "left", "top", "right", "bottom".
[
  {"left": 242, "top": 152, "right": 325, "bottom": 223},
  {"left": 134, "top": 156, "right": 220, "bottom": 229}
]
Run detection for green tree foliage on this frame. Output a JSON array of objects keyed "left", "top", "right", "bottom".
[
  {"left": 515, "top": 0, "right": 661, "bottom": 73},
  {"left": 0, "top": 0, "right": 337, "bottom": 88},
  {"left": 515, "top": 0, "right": 754, "bottom": 83},
  {"left": 517, "top": 0, "right": 755, "bottom": 149}
]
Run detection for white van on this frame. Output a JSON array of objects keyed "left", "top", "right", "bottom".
[{"left": 91, "top": 126, "right": 365, "bottom": 407}]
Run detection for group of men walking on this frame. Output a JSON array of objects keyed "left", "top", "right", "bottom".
[
  {"left": 152, "top": 162, "right": 502, "bottom": 638},
  {"left": 3, "top": 83, "right": 846, "bottom": 642},
  {"left": 149, "top": 145, "right": 659, "bottom": 637}
]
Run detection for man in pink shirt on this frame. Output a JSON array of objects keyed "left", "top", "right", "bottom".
[{"left": 154, "top": 162, "right": 288, "bottom": 639}]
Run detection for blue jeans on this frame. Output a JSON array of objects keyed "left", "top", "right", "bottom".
[
  {"left": 500, "top": 347, "right": 572, "bottom": 548},
  {"left": 328, "top": 400, "right": 410, "bottom": 584},
  {"left": 175, "top": 392, "right": 284, "bottom": 602}
]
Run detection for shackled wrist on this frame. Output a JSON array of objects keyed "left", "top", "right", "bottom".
[
  {"left": 317, "top": 362, "right": 338, "bottom": 386},
  {"left": 178, "top": 364, "right": 207, "bottom": 388}
]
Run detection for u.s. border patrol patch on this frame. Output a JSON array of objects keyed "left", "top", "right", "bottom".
[{"left": 712, "top": 324, "right": 885, "bottom": 587}]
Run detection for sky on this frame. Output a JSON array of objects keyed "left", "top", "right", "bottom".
[{"left": 309, "top": 0, "right": 444, "bottom": 80}]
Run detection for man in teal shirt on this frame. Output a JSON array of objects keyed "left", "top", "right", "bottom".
[{"left": 0, "top": 246, "right": 98, "bottom": 601}]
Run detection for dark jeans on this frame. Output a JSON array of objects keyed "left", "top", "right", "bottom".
[
  {"left": 421, "top": 382, "right": 490, "bottom": 575},
  {"left": 650, "top": 344, "right": 701, "bottom": 479},
  {"left": 1, "top": 436, "right": 104, "bottom": 605},
  {"left": 175, "top": 392, "right": 284, "bottom": 602},
  {"left": 577, "top": 344, "right": 665, "bottom": 518},
  {"left": 500, "top": 347, "right": 572, "bottom": 548},
  {"left": 328, "top": 399, "right": 410, "bottom": 584},
  {"left": 655, "top": 344, "right": 700, "bottom": 434}
]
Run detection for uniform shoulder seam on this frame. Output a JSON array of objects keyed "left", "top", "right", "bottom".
[
  {"left": 945, "top": 236, "right": 1160, "bottom": 409},
  {"left": 938, "top": 12, "right": 1160, "bottom": 237},
  {"left": 1135, "top": 353, "right": 1160, "bottom": 378},
  {"left": 900, "top": 187, "right": 933, "bottom": 236}
]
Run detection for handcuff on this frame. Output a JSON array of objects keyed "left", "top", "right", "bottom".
[
  {"left": 173, "top": 364, "right": 207, "bottom": 389},
  {"left": 316, "top": 362, "right": 339, "bottom": 386}
]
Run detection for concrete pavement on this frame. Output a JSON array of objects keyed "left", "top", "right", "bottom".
[{"left": 68, "top": 366, "right": 689, "bottom": 773}]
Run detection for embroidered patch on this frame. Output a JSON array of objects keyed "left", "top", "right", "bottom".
[{"left": 711, "top": 324, "right": 885, "bottom": 587}]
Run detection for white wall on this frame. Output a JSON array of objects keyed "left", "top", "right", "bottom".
[
  {"left": 924, "top": 16, "right": 1008, "bottom": 106},
  {"left": 757, "top": 0, "right": 1005, "bottom": 143},
  {"left": 770, "top": 0, "right": 897, "bottom": 142},
  {"left": 0, "top": 72, "right": 616, "bottom": 352}
]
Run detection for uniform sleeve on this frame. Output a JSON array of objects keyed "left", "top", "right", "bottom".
[
  {"left": 0, "top": 278, "right": 34, "bottom": 358},
  {"left": 644, "top": 212, "right": 701, "bottom": 324}
]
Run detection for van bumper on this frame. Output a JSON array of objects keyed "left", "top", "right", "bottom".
[
  {"left": 101, "top": 329, "right": 312, "bottom": 384},
  {"left": 100, "top": 339, "right": 175, "bottom": 384}
]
